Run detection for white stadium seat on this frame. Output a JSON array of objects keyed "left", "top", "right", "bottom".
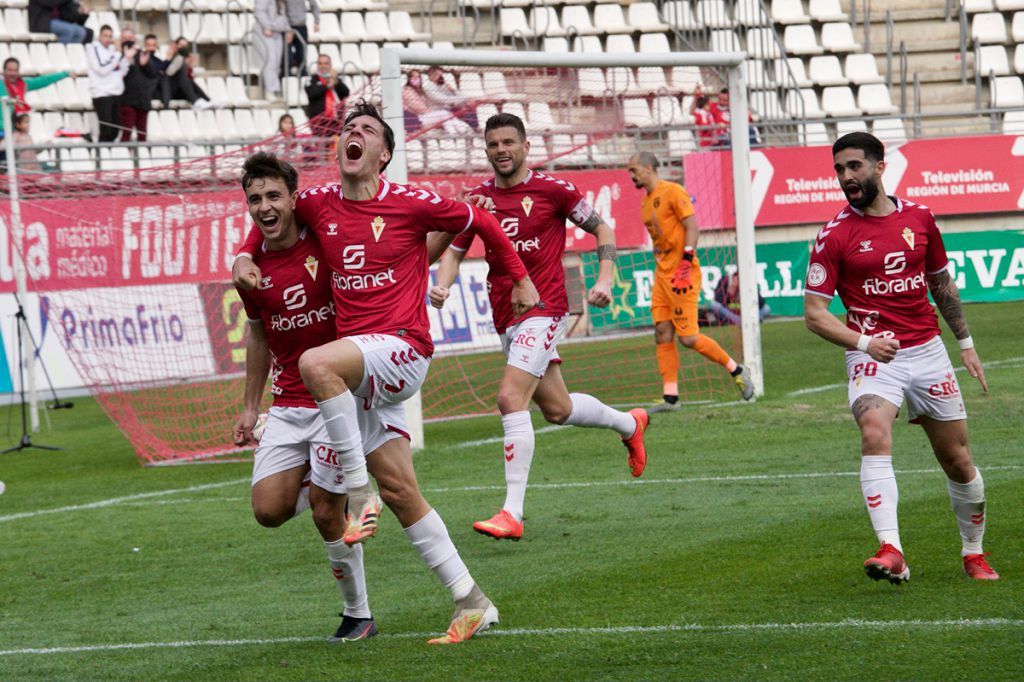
[
  {"left": 338, "top": 12, "right": 369, "bottom": 42},
  {"left": 710, "top": 29, "right": 742, "bottom": 53},
  {"left": 872, "top": 117, "right": 907, "bottom": 143},
  {"left": 801, "top": 122, "right": 830, "bottom": 145},
  {"left": 784, "top": 25, "right": 824, "bottom": 55},
  {"left": 622, "top": 98, "right": 653, "bottom": 126},
  {"left": 821, "top": 22, "right": 860, "bottom": 52},
  {"left": 500, "top": 8, "right": 531, "bottom": 38},
  {"left": 771, "top": 0, "right": 810, "bottom": 24},
  {"left": 663, "top": 0, "right": 700, "bottom": 30},
  {"left": 809, "top": 55, "right": 847, "bottom": 85},
  {"left": 809, "top": 0, "right": 849, "bottom": 21},
  {"left": 635, "top": 66, "right": 670, "bottom": 93},
  {"left": 746, "top": 27, "right": 781, "bottom": 58},
  {"left": 572, "top": 35, "right": 603, "bottom": 54},
  {"left": 990, "top": 75, "right": 1024, "bottom": 107},
  {"left": 786, "top": 88, "right": 825, "bottom": 118},
  {"left": 639, "top": 33, "right": 671, "bottom": 53},
  {"left": 734, "top": 0, "right": 769, "bottom": 26},
  {"left": 560, "top": 7, "right": 599, "bottom": 36},
  {"left": 972, "top": 13, "right": 1008, "bottom": 43},
  {"left": 997, "top": 0, "right": 1024, "bottom": 9},
  {"left": 605, "top": 35, "right": 636, "bottom": 53},
  {"left": 543, "top": 36, "right": 569, "bottom": 52},
  {"left": 963, "top": 0, "right": 995, "bottom": 11},
  {"left": 977, "top": 45, "right": 1011, "bottom": 76},
  {"left": 593, "top": 5, "right": 634, "bottom": 34},
  {"left": 1002, "top": 109, "right": 1024, "bottom": 132},
  {"left": 529, "top": 7, "right": 564, "bottom": 37},
  {"left": 821, "top": 85, "right": 861, "bottom": 116},
  {"left": 743, "top": 59, "right": 771, "bottom": 89},
  {"left": 780, "top": 57, "right": 813, "bottom": 87},
  {"left": 389, "top": 11, "right": 430, "bottom": 41},
  {"left": 750, "top": 90, "right": 785, "bottom": 119},
  {"left": 1014, "top": 43, "right": 1024, "bottom": 72},
  {"left": 695, "top": 0, "right": 734, "bottom": 28},
  {"left": 577, "top": 67, "right": 608, "bottom": 97},
  {"left": 363, "top": 11, "right": 393, "bottom": 41},
  {"left": 1012, "top": 11, "right": 1024, "bottom": 40},
  {"left": 858, "top": 83, "right": 898, "bottom": 114},
  {"left": 845, "top": 53, "right": 885, "bottom": 84},
  {"left": 651, "top": 95, "right": 688, "bottom": 125},
  {"left": 628, "top": 2, "right": 670, "bottom": 32}
]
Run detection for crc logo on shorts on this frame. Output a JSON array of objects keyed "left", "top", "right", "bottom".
[
  {"left": 512, "top": 331, "right": 536, "bottom": 348},
  {"left": 501, "top": 217, "right": 520, "bottom": 238},
  {"left": 315, "top": 445, "right": 340, "bottom": 466},
  {"left": 883, "top": 251, "right": 907, "bottom": 275},
  {"left": 807, "top": 263, "right": 827, "bottom": 287},
  {"left": 343, "top": 245, "right": 365, "bottom": 270},
  {"left": 928, "top": 373, "right": 961, "bottom": 398},
  {"left": 282, "top": 283, "right": 307, "bottom": 311}
]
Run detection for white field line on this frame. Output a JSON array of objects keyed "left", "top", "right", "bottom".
[
  {"left": 1, "top": 618, "right": 1021, "bottom": 657},
  {"left": 787, "top": 355, "right": 1024, "bottom": 397}
]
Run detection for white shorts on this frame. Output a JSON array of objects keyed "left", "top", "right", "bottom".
[
  {"left": 349, "top": 333, "right": 431, "bottom": 452},
  {"left": 845, "top": 335, "right": 967, "bottom": 423},
  {"left": 252, "top": 406, "right": 348, "bottom": 494},
  {"left": 501, "top": 315, "right": 566, "bottom": 378}
]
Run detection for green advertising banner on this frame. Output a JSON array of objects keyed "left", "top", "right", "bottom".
[{"left": 583, "top": 230, "right": 1024, "bottom": 331}]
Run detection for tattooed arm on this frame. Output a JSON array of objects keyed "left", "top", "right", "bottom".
[
  {"left": 927, "top": 269, "right": 988, "bottom": 392},
  {"left": 578, "top": 213, "right": 616, "bottom": 309}
]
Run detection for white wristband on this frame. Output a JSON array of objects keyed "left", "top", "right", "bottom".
[
  {"left": 856, "top": 334, "right": 871, "bottom": 352},
  {"left": 957, "top": 336, "right": 974, "bottom": 350}
]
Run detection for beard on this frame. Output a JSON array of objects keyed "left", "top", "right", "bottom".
[{"left": 844, "top": 177, "right": 880, "bottom": 209}]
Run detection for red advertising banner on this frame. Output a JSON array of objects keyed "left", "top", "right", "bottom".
[
  {"left": 684, "top": 134, "right": 1024, "bottom": 229},
  {"left": 0, "top": 169, "right": 649, "bottom": 293}
]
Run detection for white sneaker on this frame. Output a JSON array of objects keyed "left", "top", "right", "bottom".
[{"left": 192, "top": 98, "right": 215, "bottom": 110}]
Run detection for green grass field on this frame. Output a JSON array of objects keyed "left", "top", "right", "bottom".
[{"left": 1, "top": 302, "right": 1022, "bottom": 681}]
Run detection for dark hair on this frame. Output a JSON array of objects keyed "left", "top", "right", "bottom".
[
  {"left": 484, "top": 112, "right": 526, "bottom": 141},
  {"left": 696, "top": 95, "right": 708, "bottom": 108},
  {"left": 3, "top": 57, "right": 18, "bottom": 70},
  {"left": 342, "top": 100, "right": 395, "bottom": 171},
  {"left": 241, "top": 151, "right": 299, "bottom": 194},
  {"left": 13, "top": 113, "right": 29, "bottom": 127},
  {"left": 100, "top": 24, "right": 113, "bottom": 33},
  {"left": 144, "top": 33, "right": 157, "bottom": 41},
  {"left": 719, "top": 87, "right": 729, "bottom": 94},
  {"left": 832, "top": 132, "right": 884, "bottom": 162}
]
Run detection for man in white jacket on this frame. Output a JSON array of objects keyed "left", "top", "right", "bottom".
[
  {"left": 88, "top": 25, "right": 132, "bottom": 142},
  {"left": 254, "top": 0, "right": 292, "bottom": 100}
]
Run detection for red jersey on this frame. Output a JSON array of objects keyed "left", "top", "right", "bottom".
[
  {"left": 805, "top": 196, "right": 949, "bottom": 348},
  {"left": 451, "top": 170, "right": 595, "bottom": 333},
  {"left": 237, "top": 229, "right": 334, "bottom": 408},
  {"left": 239, "top": 178, "right": 526, "bottom": 358},
  {"left": 693, "top": 107, "right": 717, "bottom": 148}
]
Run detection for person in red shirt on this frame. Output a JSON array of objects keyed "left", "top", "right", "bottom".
[
  {"left": 429, "top": 113, "right": 649, "bottom": 542},
  {"left": 804, "top": 132, "right": 997, "bottom": 583},
  {"left": 231, "top": 152, "right": 377, "bottom": 642},
  {"left": 233, "top": 101, "right": 538, "bottom": 644}
]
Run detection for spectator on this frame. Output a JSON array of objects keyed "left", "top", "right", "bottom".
[
  {"left": 285, "top": 0, "right": 319, "bottom": 77},
  {"left": 305, "top": 53, "right": 349, "bottom": 137},
  {"left": 402, "top": 69, "right": 472, "bottom": 136},
  {"left": 691, "top": 95, "right": 716, "bottom": 149},
  {"left": 279, "top": 113, "right": 295, "bottom": 136},
  {"left": 165, "top": 38, "right": 215, "bottom": 109},
  {"left": 253, "top": 0, "right": 293, "bottom": 101},
  {"left": 118, "top": 28, "right": 161, "bottom": 141},
  {"left": 12, "top": 113, "right": 42, "bottom": 173},
  {"left": 709, "top": 270, "right": 770, "bottom": 326},
  {"left": 696, "top": 87, "right": 758, "bottom": 148},
  {"left": 29, "top": 0, "right": 91, "bottom": 45},
  {"left": 422, "top": 66, "right": 478, "bottom": 131},
  {"left": 142, "top": 33, "right": 170, "bottom": 107},
  {"left": 87, "top": 25, "right": 132, "bottom": 142},
  {"left": 0, "top": 57, "right": 73, "bottom": 138}
]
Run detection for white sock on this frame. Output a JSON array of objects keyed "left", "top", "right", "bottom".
[
  {"left": 317, "top": 392, "right": 368, "bottom": 487},
  {"left": 947, "top": 468, "right": 986, "bottom": 556},
  {"left": 563, "top": 392, "right": 636, "bottom": 437},
  {"left": 324, "top": 538, "right": 371, "bottom": 618},
  {"left": 860, "top": 455, "right": 902, "bottom": 552},
  {"left": 404, "top": 509, "right": 474, "bottom": 601},
  {"left": 292, "top": 485, "right": 310, "bottom": 518},
  {"left": 501, "top": 411, "right": 534, "bottom": 522}
]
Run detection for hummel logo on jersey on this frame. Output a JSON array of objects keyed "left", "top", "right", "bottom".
[
  {"left": 859, "top": 240, "right": 872, "bottom": 252},
  {"left": 883, "top": 251, "right": 907, "bottom": 275},
  {"left": 283, "top": 283, "right": 307, "bottom": 311},
  {"left": 304, "top": 255, "right": 319, "bottom": 280},
  {"left": 902, "top": 226, "right": 915, "bottom": 249},
  {"left": 260, "top": 276, "right": 273, "bottom": 289},
  {"left": 521, "top": 196, "right": 534, "bottom": 217},
  {"left": 342, "top": 245, "right": 365, "bottom": 270},
  {"left": 327, "top": 223, "right": 338, "bottom": 236},
  {"left": 371, "top": 216, "right": 385, "bottom": 242}
]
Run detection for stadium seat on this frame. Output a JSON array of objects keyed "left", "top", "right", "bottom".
[
  {"left": 9, "top": 42, "right": 29, "bottom": 74},
  {"left": 670, "top": 65, "right": 702, "bottom": 91},
  {"left": 628, "top": 2, "right": 670, "bottom": 32},
  {"left": 622, "top": 98, "right": 653, "bottom": 126},
  {"left": 845, "top": 53, "right": 885, "bottom": 84},
  {"left": 99, "top": 146, "right": 134, "bottom": 172},
  {"left": 233, "top": 108, "right": 260, "bottom": 139},
  {"left": 784, "top": 25, "right": 824, "bottom": 54},
  {"left": 27, "top": 42, "right": 51, "bottom": 72},
  {"left": 405, "top": 139, "right": 424, "bottom": 174},
  {"left": 363, "top": 11, "right": 393, "bottom": 41},
  {"left": 226, "top": 13, "right": 254, "bottom": 42},
  {"left": 977, "top": 45, "right": 1010, "bottom": 76},
  {"left": 542, "top": 36, "right": 569, "bottom": 52},
  {"left": 809, "top": 0, "right": 849, "bottom": 21},
  {"left": 484, "top": 71, "right": 526, "bottom": 100},
  {"left": 1014, "top": 43, "right": 1024, "bottom": 72},
  {"left": 997, "top": 0, "right": 1024, "bottom": 8},
  {"left": 746, "top": 27, "right": 782, "bottom": 59},
  {"left": 225, "top": 77, "right": 251, "bottom": 107},
  {"left": 605, "top": 35, "right": 636, "bottom": 53},
  {"left": 651, "top": 95, "right": 688, "bottom": 125},
  {"left": 779, "top": 57, "right": 813, "bottom": 87},
  {"left": 560, "top": 7, "right": 599, "bottom": 36},
  {"left": 550, "top": 134, "right": 591, "bottom": 167},
  {"left": 750, "top": 90, "right": 785, "bottom": 119},
  {"left": 475, "top": 102, "right": 499, "bottom": 124},
  {"left": 252, "top": 108, "right": 275, "bottom": 137},
  {"left": 42, "top": 111, "right": 63, "bottom": 138},
  {"left": 577, "top": 67, "right": 608, "bottom": 96},
  {"left": 872, "top": 117, "right": 907, "bottom": 143},
  {"left": 529, "top": 7, "right": 565, "bottom": 37},
  {"left": 639, "top": 33, "right": 671, "bottom": 53},
  {"left": 1012, "top": 11, "right": 1024, "bottom": 40},
  {"left": 500, "top": 8, "right": 532, "bottom": 38},
  {"left": 194, "top": 109, "right": 224, "bottom": 140},
  {"left": 695, "top": 0, "right": 735, "bottom": 28},
  {"left": 821, "top": 85, "right": 861, "bottom": 116},
  {"left": 60, "top": 146, "right": 96, "bottom": 174},
  {"left": 55, "top": 77, "right": 85, "bottom": 110},
  {"left": 437, "top": 138, "right": 469, "bottom": 172},
  {"left": 743, "top": 59, "right": 772, "bottom": 89},
  {"left": 604, "top": 66, "right": 639, "bottom": 94},
  {"left": 282, "top": 77, "right": 310, "bottom": 105},
  {"left": 158, "top": 110, "right": 186, "bottom": 141},
  {"left": 990, "top": 75, "right": 1024, "bottom": 106},
  {"left": 572, "top": 35, "right": 603, "bottom": 54},
  {"left": 734, "top": 0, "right": 769, "bottom": 26},
  {"left": 710, "top": 29, "right": 742, "bottom": 53},
  {"left": 4, "top": 9, "right": 31, "bottom": 41},
  {"left": 809, "top": 55, "right": 848, "bottom": 85},
  {"left": 963, "top": 0, "right": 995, "bottom": 10},
  {"left": 1002, "top": 108, "right": 1024, "bottom": 132},
  {"left": 800, "top": 122, "right": 830, "bottom": 145},
  {"left": 528, "top": 101, "right": 570, "bottom": 131},
  {"left": 389, "top": 11, "right": 430, "bottom": 41},
  {"left": 338, "top": 12, "right": 369, "bottom": 42},
  {"left": 338, "top": 43, "right": 364, "bottom": 73},
  {"left": 667, "top": 128, "right": 697, "bottom": 156},
  {"left": 858, "top": 83, "right": 898, "bottom": 114},
  {"left": 635, "top": 66, "right": 670, "bottom": 93},
  {"left": 360, "top": 42, "right": 380, "bottom": 73},
  {"left": 311, "top": 13, "right": 343, "bottom": 42},
  {"left": 771, "top": 0, "right": 810, "bottom": 24},
  {"left": 835, "top": 118, "right": 868, "bottom": 135},
  {"left": 786, "top": 88, "right": 825, "bottom": 118},
  {"left": 227, "top": 44, "right": 261, "bottom": 76},
  {"left": 662, "top": 0, "right": 700, "bottom": 30},
  {"left": 458, "top": 71, "right": 486, "bottom": 99},
  {"left": 593, "top": 5, "right": 634, "bottom": 34},
  {"left": 24, "top": 80, "right": 59, "bottom": 109},
  {"left": 46, "top": 42, "right": 71, "bottom": 72},
  {"left": 200, "top": 13, "right": 227, "bottom": 43},
  {"left": 821, "top": 22, "right": 860, "bottom": 52},
  {"left": 972, "top": 13, "right": 1008, "bottom": 43}
]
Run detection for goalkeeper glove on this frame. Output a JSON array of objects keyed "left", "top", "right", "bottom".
[{"left": 671, "top": 248, "right": 695, "bottom": 294}]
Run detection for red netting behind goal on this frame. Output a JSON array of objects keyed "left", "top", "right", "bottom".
[{"left": 0, "top": 61, "right": 746, "bottom": 463}]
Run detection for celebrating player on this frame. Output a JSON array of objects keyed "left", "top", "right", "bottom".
[
  {"left": 626, "top": 152, "right": 754, "bottom": 409},
  {"left": 231, "top": 152, "right": 376, "bottom": 642},
  {"left": 804, "top": 132, "right": 997, "bottom": 583},
  {"left": 234, "top": 102, "right": 538, "bottom": 644},
  {"left": 430, "top": 113, "right": 649, "bottom": 542}
]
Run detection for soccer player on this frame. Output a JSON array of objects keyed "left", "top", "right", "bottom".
[
  {"left": 626, "top": 152, "right": 754, "bottom": 409},
  {"left": 429, "top": 113, "right": 650, "bottom": 542},
  {"left": 233, "top": 102, "right": 539, "bottom": 643},
  {"left": 804, "top": 132, "right": 998, "bottom": 583},
  {"left": 231, "top": 152, "right": 376, "bottom": 641}
]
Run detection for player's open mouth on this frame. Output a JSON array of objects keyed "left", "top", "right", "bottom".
[
  {"left": 346, "top": 141, "right": 364, "bottom": 160},
  {"left": 845, "top": 183, "right": 862, "bottom": 198},
  {"left": 260, "top": 215, "right": 279, "bottom": 228}
]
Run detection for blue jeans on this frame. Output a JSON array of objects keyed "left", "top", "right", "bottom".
[
  {"left": 709, "top": 301, "right": 770, "bottom": 325},
  {"left": 50, "top": 19, "right": 87, "bottom": 44}
]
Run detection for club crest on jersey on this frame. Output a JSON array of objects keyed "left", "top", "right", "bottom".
[
  {"left": 859, "top": 240, "right": 872, "bottom": 252},
  {"left": 901, "top": 227, "right": 915, "bottom": 249},
  {"left": 304, "top": 255, "right": 319, "bottom": 280},
  {"left": 327, "top": 223, "right": 338, "bottom": 236},
  {"left": 371, "top": 216, "right": 385, "bottom": 242},
  {"left": 260, "top": 276, "right": 273, "bottom": 289},
  {"left": 521, "top": 196, "right": 534, "bottom": 217}
]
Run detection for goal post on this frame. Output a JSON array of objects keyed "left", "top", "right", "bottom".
[{"left": 380, "top": 47, "right": 764, "bottom": 446}]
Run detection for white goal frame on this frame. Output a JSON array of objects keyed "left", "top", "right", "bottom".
[{"left": 380, "top": 47, "right": 763, "bottom": 448}]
